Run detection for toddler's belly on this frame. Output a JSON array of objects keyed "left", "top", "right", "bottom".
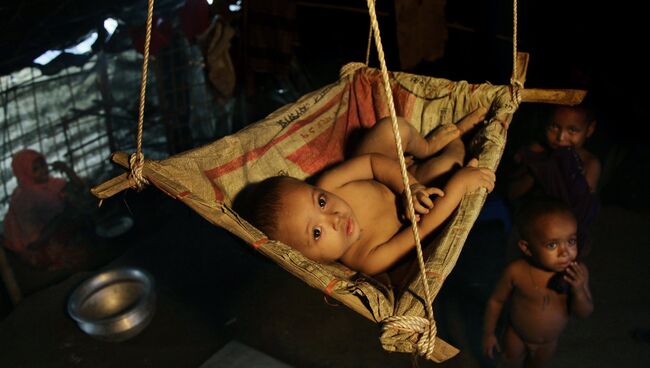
[{"left": 510, "top": 302, "right": 568, "bottom": 344}]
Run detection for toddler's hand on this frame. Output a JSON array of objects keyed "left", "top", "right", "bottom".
[
  {"left": 564, "top": 261, "right": 588, "bottom": 290},
  {"left": 402, "top": 184, "right": 444, "bottom": 222},
  {"left": 482, "top": 333, "right": 500, "bottom": 359},
  {"left": 455, "top": 158, "right": 496, "bottom": 193}
]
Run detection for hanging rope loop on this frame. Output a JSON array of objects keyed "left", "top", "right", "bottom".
[
  {"left": 365, "top": 0, "right": 437, "bottom": 355},
  {"left": 129, "top": 152, "right": 149, "bottom": 189}
]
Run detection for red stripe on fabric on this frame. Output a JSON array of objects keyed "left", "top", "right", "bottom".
[
  {"left": 176, "top": 191, "right": 191, "bottom": 199},
  {"left": 203, "top": 89, "right": 346, "bottom": 202},
  {"left": 286, "top": 115, "right": 348, "bottom": 174},
  {"left": 395, "top": 84, "right": 416, "bottom": 121},
  {"left": 252, "top": 238, "right": 268, "bottom": 249},
  {"left": 211, "top": 184, "right": 224, "bottom": 201},
  {"left": 351, "top": 71, "right": 380, "bottom": 128},
  {"left": 324, "top": 279, "right": 339, "bottom": 296},
  {"left": 287, "top": 72, "right": 404, "bottom": 173},
  {"left": 204, "top": 88, "right": 346, "bottom": 180}
]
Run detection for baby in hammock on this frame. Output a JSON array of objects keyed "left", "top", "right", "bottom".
[{"left": 246, "top": 108, "right": 495, "bottom": 275}]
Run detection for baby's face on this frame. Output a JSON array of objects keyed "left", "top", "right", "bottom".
[
  {"left": 525, "top": 211, "right": 578, "bottom": 272},
  {"left": 545, "top": 107, "right": 594, "bottom": 150},
  {"left": 274, "top": 180, "right": 361, "bottom": 263}
]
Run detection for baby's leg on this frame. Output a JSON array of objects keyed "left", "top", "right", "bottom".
[
  {"left": 354, "top": 108, "right": 486, "bottom": 160},
  {"left": 353, "top": 116, "right": 439, "bottom": 159},
  {"left": 409, "top": 138, "right": 464, "bottom": 185},
  {"left": 423, "top": 106, "right": 488, "bottom": 154},
  {"left": 499, "top": 325, "right": 527, "bottom": 368},
  {"left": 524, "top": 341, "right": 557, "bottom": 368}
]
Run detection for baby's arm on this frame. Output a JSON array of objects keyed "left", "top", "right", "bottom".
[
  {"left": 416, "top": 158, "right": 494, "bottom": 234},
  {"left": 483, "top": 264, "right": 516, "bottom": 359},
  {"left": 564, "top": 261, "right": 594, "bottom": 318},
  {"left": 349, "top": 159, "right": 495, "bottom": 275},
  {"left": 318, "top": 153, "right": 409, "bottom": 192}
]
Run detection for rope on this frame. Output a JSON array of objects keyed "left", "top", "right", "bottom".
[
  {"left": 382, "top": 316, "right": 437, "bottom": 355},
  {"left": 365, "top": 21, "right": 373, "bottom": 66},
  {"left": 365, "top": 0, "right": 436, "bottom": 358},
  {"left": 130, "top": 0, "right": 155, "bottom": 190},
  {"left": 509, "top": 0, "right": 522, "bottom": 106}
]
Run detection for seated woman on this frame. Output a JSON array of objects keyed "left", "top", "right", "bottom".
[{"left": 2, "top": 149, "right": 95, "bottom": 270}]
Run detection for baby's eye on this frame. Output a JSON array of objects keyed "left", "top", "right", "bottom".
[
  {"left": 312, "top": 227, "right": 322, "bottom": 240},
  {"left": 546, "top": 242, "right": 558, "bottom": 249},
  {"left": 568, "top": 238, "right": 577, "bottom": 246},
  {"left": 318, "top": 196, "right": 326, "bottom": 208},
  {"left": 547, "top": 123, "right": 559, "bottom": 131}
]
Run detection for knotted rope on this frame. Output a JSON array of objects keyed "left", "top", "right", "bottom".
[
  {"left": 509, "top": 0, "right": 523, "bottom": 107},
  {"left": 130, "top": 0, "right": 155, "bottom": 190}
]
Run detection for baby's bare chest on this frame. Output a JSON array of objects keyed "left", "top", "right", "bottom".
[{"left": 337, "top": 181, "right": 403, "bottom": 240}]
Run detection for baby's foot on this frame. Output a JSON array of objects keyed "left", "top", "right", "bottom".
[
  {"left": 425, "top": 124, "right": 461, "bottom": 155},
  {"left": 457, "top": 107, "right": 488, "bottom": 134}
]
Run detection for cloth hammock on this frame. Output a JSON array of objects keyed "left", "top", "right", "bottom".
[{"left": 94, "top": 62, "right": 518, "bottom": 361}]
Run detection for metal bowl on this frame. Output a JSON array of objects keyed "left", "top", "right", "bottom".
[{"left": 68, "top": 267, "right": 156, "bottom": 342}]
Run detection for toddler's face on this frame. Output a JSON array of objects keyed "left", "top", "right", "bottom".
[
  {"left": 545, "top": 107, "right": 594, "bottom": 150},
  {"left": 523, "top": 211, "right": 578, "bottom": 272},
  {"left": 274, "top": 180, "right": 361, "bottom": 263}
]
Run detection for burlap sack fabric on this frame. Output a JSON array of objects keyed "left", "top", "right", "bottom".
[{"left": 98, "top": 63, "right": 515, "bottom": 362}]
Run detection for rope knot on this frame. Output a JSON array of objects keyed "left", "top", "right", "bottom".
[
  {"left": 382, "top": 315, "right": 437, "bottom": 358},
  {"left": 129, "top": 152, "right": 150, "bottom": 190},
  {"left": 509, "top": 78, "right": 524, "bottom": 107}
]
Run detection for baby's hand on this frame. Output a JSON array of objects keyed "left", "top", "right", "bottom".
[
  {"left": 564, "top": 261, "right": 588, "bottom": 290},
  {"left": 455, "top": 158, "right": 496, "bottom": 193},
  {"left": 402, "top": 184, "right": 444, "bottom": 222},
  {"left": 482, "top": 333, "right": 500, "bottom": 359}
]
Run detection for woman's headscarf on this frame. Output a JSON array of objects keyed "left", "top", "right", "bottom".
[{"left": 3, "top": 149, "right": 66, "bottom": 252}]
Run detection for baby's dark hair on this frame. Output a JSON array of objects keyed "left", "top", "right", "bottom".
[
  {"left": 245, "top": 175, "right": 296, "bottom": 239},
  {"left": 516, "top": 197, "right": 575, "bottom": 241}
]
